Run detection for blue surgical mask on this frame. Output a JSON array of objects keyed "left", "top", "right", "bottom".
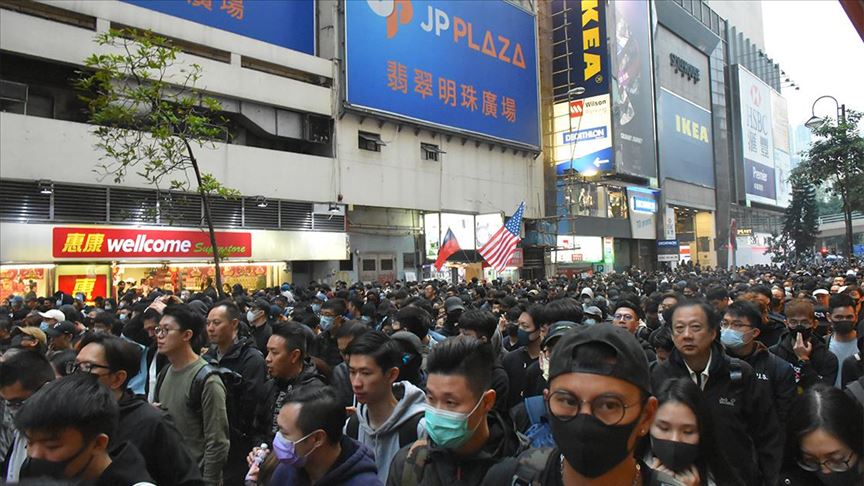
[
  {"left": 40, "top": 321, "right": 51, "bottom": 332},
  {"left": 584, "top": 318, "right": 597, "bottom": 326},
  {"left": 360, "top": 315, "right": 372, "bottom": 324},
  {"left": 424, "top": 398, "right": 484, "bottom": 449},
  {"left": 118, "top": 313, "right": 128, "bottom": 321},
  {"left": 311, "top": 304, "right": 321, "bottom": 314},
  {"left": 319, "top": 315, "right": 334, "bottom": 331},
  {"left": 720, "top": 328, "right": 750, "bottom": 350}
]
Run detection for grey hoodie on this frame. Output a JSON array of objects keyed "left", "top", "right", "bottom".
[{"left": 351, "top": 381, "right": 426, "bottom": 483}]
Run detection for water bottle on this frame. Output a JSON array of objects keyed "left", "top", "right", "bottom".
[{"left": 244, "top": 443, "right": 269, "bottom": 486}]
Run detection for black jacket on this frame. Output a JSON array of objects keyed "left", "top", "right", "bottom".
[
  {"left": 96, "top": 442, "right": 155, "bottom": 486},
  {"left": 332, "top": 361, "right": 354, "bottom": 408},
  {"left": 249, "top": 320, "right": 273, "bottom": 355},
  {"left": 651, "top": 343, "right": 782, "bottom": 486},
  {"left": 386, "top": 410, "right": 524, "bottom": 486},
  {"left": 115, "top": 392, "right": 203, "bottom": 486},
  {"left": 759, "top": 316, "right": 787, "bottom": 348},
  {"left": 730, "top": 341, "right": 796, "bottom": 426},
  {"left": 253, "top": 360, "right": 327, "bottom": 445},
  {"left": 315, "top": 327, "right": 343, "bottom": 368},
  {"left": 502, "top": 347, "right": 538, "bottom": 409},
  {"left": 840, "top": 337, "right": 864, "bottom": 388},
  {"left": 770, "top": 331, "right": 839, "bottom": 391}
]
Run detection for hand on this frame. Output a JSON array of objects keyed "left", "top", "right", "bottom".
[
  {"left": 673, "top": 465, "right": 701, "bottom": 486},
  {"left": 498, "top": 315, "right": 508, "bottom": 333},
  {"left": 793, "top": 332, "right": 812, "bottom": 361},
  {"left": 148, "top": 298, "right": 167, "bottom": 315},
  {"left": 345, "top": 406, "right": 357, "bottom": 415},
  {"left": 247, "top": 446, "right": 264, "bottom": 467}
]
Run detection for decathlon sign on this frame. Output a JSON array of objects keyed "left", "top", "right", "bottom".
[{"left": 52, "top": 227, "right": 252, "bottom": 259}]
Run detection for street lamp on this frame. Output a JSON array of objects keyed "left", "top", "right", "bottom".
[{"left": 805, "top": 95, "right": 846, "bottom": 130}]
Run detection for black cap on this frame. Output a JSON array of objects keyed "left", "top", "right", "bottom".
[
  {"left": 46, "top": 320, "right": 77, "bottom": 338},
  {"left": 542, "top": 321, "right": 580, "bottom": 349},
  {"left": 444, "top": 296, "right": 465, "bottom": 314},
  {"left": 549, "top": 323, "right": 651, "bottom": 393}
]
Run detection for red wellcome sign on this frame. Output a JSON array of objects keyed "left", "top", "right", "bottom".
[{"left": 52, "top": 227, "right": 252, "bottom": 258}]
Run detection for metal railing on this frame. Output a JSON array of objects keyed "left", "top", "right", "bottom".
[{"left": 818, "top": 212, "right": 864, "bottom": 225}]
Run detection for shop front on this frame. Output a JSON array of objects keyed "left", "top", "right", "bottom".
[{"left": 0, "top": 223, "right": 349, "bottom": 300}]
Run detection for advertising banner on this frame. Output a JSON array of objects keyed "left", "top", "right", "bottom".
[
  {"left": 475, "top": 213, "right": 504, "bottom": 248},
  {"left": 53, "top": 227, "right": 252, "bottom": 259},
  {"left": 664, "top": 207, "right": 676, "bottom": 240},
  {"left": 551, "top": 0, "right": 609, "bottom": 100},
  {"left": 553, "top": 96, "right": 613, "bottom": 175},
  {"left": 627, "top": 188, "right": 657, "bottom": 240},
  {"left": 555, "top": 235, "right": 603, "bottom": 263},
  {"left": 771, "top": 91, "right": 790, "bottom": 154},
  {"left": 58, "top": 275, "right": 108, "bottom": 302},
  {"left": 424, "top": 213, "right": 441, "bottom": 259},
  {"left": 774, "top": 149, "right": 792, "bottom": 208},
  {"left": 610, "top": 0, "right": 657, "bottom": 178},
  {"left": 440, "top": 213, "right": 475, "bottom": 250},
  {"left": 122, "top": 0, "right": 315, "bottom": 54},
  {"left": 657, "top": 88, "right": 714, "bottom": 187},
  {"left": 738, "top": 66, "right": 777, "bottom": 205},
  {"left": 345, "top": 0, "right": 539, "bottom": 148},
  {"left": 743, "top": 158, "right": 777, "bottom": 201}
]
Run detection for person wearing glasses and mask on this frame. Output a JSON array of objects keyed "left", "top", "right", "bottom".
[
  {"left": 612, "top": 300, "right": 656, "bottom": 363},
  {"left": 769, "top": 298, "right": 838, "bottom": 391},
  {"left": 652, "top": 301, "right": 782, "bottom": 486},
  {"left": 780, "top": 384, "right": 863, "bottom": 486},
  {"left": 0, "top": 349, "right": 55, "bottom": 482},
  {"left": 74, "top": 333, "right": 203, "bottom": 486}
]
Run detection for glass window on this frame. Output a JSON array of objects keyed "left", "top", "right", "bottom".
[
  {"left": 381, "top": 259, "right": 394, "bottom": 271},
  {"left": 607, "top": 187, "right": 629, "bottom": 219},
  {"left": 362, "top": 259, "right": 376, "bottom": 271}
]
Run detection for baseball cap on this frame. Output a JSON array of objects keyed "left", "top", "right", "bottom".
[
  {"left": 549, "top": 323, "right": 651, "bottom": 393},
  {"left": 390, "top": 331, "right": 423, "bottom": 355},
  {"left": 812, "top": 289, "right": 829, "bottom": 297},
  {"left": 584, "top": 306, "right": 603, "bottom": 319},
  {"left": 444, "top": 296, "right": 465, "bottom": 314},
  {"left": 46, "top": 320, "right": 77, "bottom": 338},
  {"left": 11, "top": 296, "right": 23, "bottom": 305},
  {"left": 542, "top": 321, "right": 579, "bottom": 349},
  {"left": 11, "top": 326, "right": 47, "bottom": 347},
  {"left": 38, "top": 309, "right": 66, "bottom": 322}
]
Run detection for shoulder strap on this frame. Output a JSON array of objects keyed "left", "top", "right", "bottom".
[
  {"left": 728, "top": 360, "right": 743, "bottom": 385},
  {"left": 398, "top": 411, "right": 424, "bottom": 449},
  {"left": 346, "top": 413, "right": 360, "bottom": 440},
  {"left": 402, "top": 439, "right": 430, "bottom": 486},
  {"left": 847, "top": 379, "right": 864, "bottom": 406},
  {"left": 523, "top": 395, "right": 546, "bottom": 426},
  {"left": 153, "top": 364, "right": 170, "bottom": 402},
  {"left": 188, "top": 363, "right": 218, "bottom": 412},
  {"left": 512, "top": 447, "right": 554, "bottom": 486}
]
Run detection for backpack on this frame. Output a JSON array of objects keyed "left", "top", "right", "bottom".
[
  {"left": 845, "top": 353, "right": 864, "bottom": 406},
  {"left": 155, "top": 362, "right": 247, "bottom": 439},
  {"left": 504, "top": 448, "right": 683, "bottom": 486},
  {"left": 522, "top": 395, "right": 555, "bottom": 448},
  {"left": 345, "top": 410, "right": 423, "bottom": 450}
]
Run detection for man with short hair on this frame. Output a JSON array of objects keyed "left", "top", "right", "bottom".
[
  {"left": 503, "top": 304, "right": 544, "bottom": 408},
  {"left": 75, "top": 333, "right": 203, "bottom": 486},
  {"left": 652, "top": 301, "right": 782, "bottom": 485},
  {"left": 706, "top": 286, "right": 730, "bottom": 315},
  {"left": 254, "top": 322, "right": 327, "bottom": 446},
  {"left": 203, "top": 300, "right": 267, "bottom": 484},
  {"left": 331, "top": 320, "right": 371, "bottom": 407},
  {"left": 316, "top": 298, "right": 348, "bottom": 367},
  {"left": 825, "top": 293, "right": 858, "bottom": 388},
  {"left": 343, "top": 331, "right": 425, "bottom": 482},
  {"left": 387, "top": 336, "right": 523, "bottom": 486},
  {"left": 720, "top": 300, "right": 795, "bottom": 426},
  {"left": 0, "top": 349, "right": 55, "bottom": 482},
  {"left": 612, "top": 300, "right": 655, "bottom": 362},
  {"left": 483, "top": 324, "right": 660, "bottom": 486},
  {"left": 46, "top": 320, "right": 76, "bottom": 352},
  {"left": 770, "top": 298, "right": 839, "bottom": 391},
  {"left": 247, "top": 298, "right": 274, "bottom": 355},
  {"left": 457, "top": 309, "right": 510, "bottom": 412},
  {"left": 154, "top": 304, "right": 230, "bottom": 485}
]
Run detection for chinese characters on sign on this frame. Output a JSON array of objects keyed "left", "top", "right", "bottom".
[
  {"left": 386, "top": 60, "right": 518, "bottom": 123},
  {"left": 53, "top": 227, "right": 252, "bottom": 259},
  {"left": 188, "top": 0, "right": 244, "bottom": 20}
]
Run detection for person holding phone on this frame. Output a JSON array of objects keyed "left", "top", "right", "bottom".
[{"left": 769, "top": 299, "right": 839, "bottom": 393}]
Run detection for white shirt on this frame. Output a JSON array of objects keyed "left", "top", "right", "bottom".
[
  {"left": 684, "top": 350, "right": 712, "bottom": 390},
  {"left": 147, "top": 355, "right": 158, "bottom": 403}
]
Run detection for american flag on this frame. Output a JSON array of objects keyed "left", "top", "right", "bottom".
[{"left": 479, "top": 202, "right": 525, "bottom": 272}]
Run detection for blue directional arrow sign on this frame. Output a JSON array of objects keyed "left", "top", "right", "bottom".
[{"left": 556, "top": 147, "right": 614, "bottom": 175}]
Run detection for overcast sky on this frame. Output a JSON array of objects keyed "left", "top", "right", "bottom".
[{"left": 762, "top": 0, "right": 864, "bottom": 128}]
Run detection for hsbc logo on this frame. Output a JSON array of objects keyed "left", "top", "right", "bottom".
[{"left": 750, "top": 85, "right": 762, "bottom": 107}]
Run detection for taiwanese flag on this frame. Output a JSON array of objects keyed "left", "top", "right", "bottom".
[{"left": 434, "top": 228, "right": 461, "bottom": 271}]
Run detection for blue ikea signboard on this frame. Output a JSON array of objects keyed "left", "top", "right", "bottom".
[
  {"left": 345, "top": 0, "right": 540, "bottom": 148},
  {"left": 122, "top": 0, "right": 315, "bottom": 54},
  {"left": 657, "top": 88, "right": 714, "bottom": 187}
]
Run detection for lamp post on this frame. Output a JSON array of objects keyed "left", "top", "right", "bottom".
[{"left": 805, "top": 95, "right": 853, "bottom": 258}]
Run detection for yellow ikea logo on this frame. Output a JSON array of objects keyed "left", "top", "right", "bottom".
[{"left": 675, "top": 114, "right": 709, "bottom": 144}]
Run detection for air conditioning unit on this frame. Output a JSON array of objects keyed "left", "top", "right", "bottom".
[{"left": 304, "top": 114, "right": 331, "bottom": 144}]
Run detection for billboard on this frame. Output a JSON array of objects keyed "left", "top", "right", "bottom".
[
  {"left": 627, "top": 187, "right": 658, "bottom": 240},
  {"left": 122, "top": 0, "right": 315, "bottom": 54},
  {"left": 553, "top": 96, "right": 613, "bottom": 175},
  {"left": 555, "top": 235, "right": 603, "bottom": 263},
  {"left": 771, "top": 91, "right": 792, "bottom": 207},
  {"left": 657, "top": 88, "right": 714, "bottom": 187},
  {"left": 738, "top": 66, "right": 776, "bottom": 206},
  {"left": 345, "top": 0, "right": 539, "bottom": 148},
  {"left": 551, "top": 0, "right": 609, "bottom": 100},
  {"left": 52, "top": 227, "right": 251, "bottom": 259},
  {"left": 610, "top": 0, "right": 657, "bottom": 179}
]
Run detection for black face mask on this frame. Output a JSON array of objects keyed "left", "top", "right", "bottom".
[
  {"left": 831, "top": 320, "right": 856, "bottom": 335},
  {"left": 23, "top": 440, "right": 93, "bottom": 480},
  {"left": 549, "top": 411, "right": 640, "bottom": 478},
  {"left": 650, "top": 437, "right": 700, "bottom": 473},
  {"left": 791, "top": 325, "right": 812, "bottom": 343},
  {"left": 815, "top": 467, "right": 862, "bottom": 486}
]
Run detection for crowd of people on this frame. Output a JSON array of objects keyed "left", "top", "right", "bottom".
[{"left": 1, "top": 261, "right": 863, "bottom": 485}]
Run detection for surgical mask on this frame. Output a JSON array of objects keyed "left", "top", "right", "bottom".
[
  {"left": 272, "top": 431, "right": 317, "bottom": 467},
  {"left": 517, "top": 328, "right": 538, "bottom": 347},
  {"left": 319, "top": 315, "right": 334, "bottom": 331},
  {"left": 118, "top": 313, "right": 128, "bottom": 321},
  {"left": 360, "top": 315, "right": 372, "bottom": 324},
  {"left": 246, "top": 310, "right": 260, "bottom": 324},
  {"left": 583, "top": 318, "right": 597, "bottom": 326},
  {"left": 311, "top": 304, "right": 321, "bottom": 314},
  {"left": 22, "top": 440, "right": 92, "bottom": 479},
  {"left": 549, "top": 408, "right": 641, "bottom": 478},
  {"left": 831, "top": 320, "right": 856, "bottom": 335},
  {"left": 40, "top": 321, "right": 51, "bottom": 332},
  {"left": 650, "top": 437, "right": 700, "bottom": 473},
  {"left": 720, "top": 328, "right": 751, "bottom": 350},
  {"left": 424, "top": 397, "right": 483, "bottom": 449}
]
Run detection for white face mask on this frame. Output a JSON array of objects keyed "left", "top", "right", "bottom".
[{"left": 246, "top": 310, "right": 260, "bottom": 323}]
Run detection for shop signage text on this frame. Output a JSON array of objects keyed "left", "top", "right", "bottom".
[
  {"left": 669, "top": 53, "right": 700, "bottom": 83},
  {"left": 53, "top": 227, "right": 252, "bottom": 259}
]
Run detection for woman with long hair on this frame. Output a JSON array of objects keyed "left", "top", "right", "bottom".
[
  {"left": 781, "top": 384, "right": 863, "bottom": 485},
  {"left": 647, "top": 378, "right": 744, "bottom": 485}
]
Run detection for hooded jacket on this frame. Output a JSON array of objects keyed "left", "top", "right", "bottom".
[
  {"left": 651, "top": 343, "right": 782, "bottom": 486},
  {"left": 769, "top": 331, "right": 839, "bottom": 391},
  {"left": 202, "top": 337, "right": 267, "bottom": 429},
  {"left": 268, "top": 436, "right": 381, "bottom": 486},
  {"left": 729, "top": 340, "right": 795, "bottom": 426},
  {"left": 353, "top": 381, "right": 426, "bottom": 483},
  {"left": 95, "top": 442, "right": 156, "bottom": 486},
  {"left": 386, "top": 410, "right": 525, "bottom": 486},
  {"left": 254, "top": 360, "right": 328, "bottom": 445},
  {"left": 115, "top": 392, "right": 204, "bottom": 486}
]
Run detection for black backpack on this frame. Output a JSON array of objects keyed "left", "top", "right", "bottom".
[
  {"left": 155, "top": 363, "right": 247, "bottom": 439},
  {"left": 345, "top": 410, "right": 423, "bottom": 449}
]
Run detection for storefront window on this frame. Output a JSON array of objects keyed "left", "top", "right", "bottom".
[{"left": 607, "top": 187, "right": 629, "bottom": 219}]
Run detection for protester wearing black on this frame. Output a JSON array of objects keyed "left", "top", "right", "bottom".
[
  {"left": 770, "top": 298, "right": 839, "bottom": 391},
  {"left": 247, "top": 298, "right": 275, "bottom": 355},
  {"left": 315, "top": 298, "right": 348, "bottom": 367},
  {"left": 502, "top": 305, "right": 543, "bottom": 409},
  {"left": 652, "top": 301, "right": 782, "bottom": 486}
]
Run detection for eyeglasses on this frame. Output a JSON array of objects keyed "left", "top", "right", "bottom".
[
  {"left": 4, "top": 397, "right": 27, "bottom": 412},
  {"left": 66, "top": 361, "right": 113, "bottom": 375},
  {"left": 720, "top": 319, "right": 753, "bottom": 331},
  {"left": 546, "top": 390, "right": 641, "bottom": 426},
  {"left": 797, "top": 452, "right": 857, "bottom": 473},
  {"left": 154, "top": 326, "right": 181, "bottom": 337},
  {"left": 613, "top": 314, "right": 635, "bottom": 321}
]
